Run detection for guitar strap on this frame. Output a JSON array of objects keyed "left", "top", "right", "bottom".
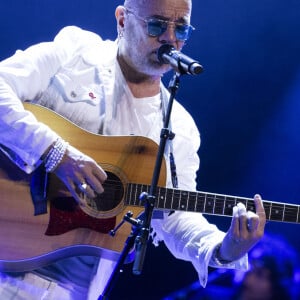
[
  {"left": 160, "top": 86, "right": 178, "bottom": 189},
  {"left": 0, "top": 144, "right": 48, "bottom": 215},
  {"left": 150, "top": 87, "right": 178, "bottom": 220},
  {"left": 30, "top": 165, "right": 48, "bottom": 215}
]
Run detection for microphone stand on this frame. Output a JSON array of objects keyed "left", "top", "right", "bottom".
[
  {"left": 99, "top": 70, "right": 182, "bottom": 299},
  {"left": 132, "top": 71, "right": 180, "bottom": 274}
]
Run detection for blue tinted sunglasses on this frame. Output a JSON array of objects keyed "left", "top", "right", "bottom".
[{"left": 126, "top": 8, "right": 195, "bottom": 41}]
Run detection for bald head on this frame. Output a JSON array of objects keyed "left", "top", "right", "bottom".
[
  {"left": 124, "top": 0, "right": 192, "bottom": 15},
  {"left": 124, "top": 0, "right": 147, "bottom": 8}
]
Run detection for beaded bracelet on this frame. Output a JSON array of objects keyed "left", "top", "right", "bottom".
[
  {"left": 44, "top": 138, "right": 69, "bottom": 173},
  {"left": 211, "top": 243, "right": 232, "bottom": 266}
]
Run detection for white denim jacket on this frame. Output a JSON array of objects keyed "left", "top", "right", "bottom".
[{"left": 0, "top": 26, "right": 247, "bottom": 295}]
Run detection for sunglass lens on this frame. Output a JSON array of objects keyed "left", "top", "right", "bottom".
[
  {"left": 147, "top": 19, "right": 167, "bottom": 36},
  {"left": 175, "top": 25, "right": 192, "bottom": 41}
]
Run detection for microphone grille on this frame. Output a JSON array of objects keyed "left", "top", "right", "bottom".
[{"left": 157, "top": 44, "right": 175, "bottom": 64}]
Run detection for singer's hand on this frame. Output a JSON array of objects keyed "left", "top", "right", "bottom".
[
  {"left": 53, "top": 145, "right": 107, "bottom": 205},
  {"left": 218, "top": 194, "right": 266, "bottom": 261}
]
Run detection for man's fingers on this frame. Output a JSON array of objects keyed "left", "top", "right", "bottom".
[
  {"left": 253, "top": 194, "right": 265, "bottom": 215},
  {"left": 253, "top": 194, "right": 266, "bottom": 229},
  {"left": 247, "top": 211, "right": 259, "bottom": 232}
]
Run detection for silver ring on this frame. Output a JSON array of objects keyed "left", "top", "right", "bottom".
[{"left": 78, "top": 182, "right": 88, "bottom": 193}]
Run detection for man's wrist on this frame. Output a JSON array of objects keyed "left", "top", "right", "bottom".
[
  {"left": 211, "top": 243, "right": 232, "bottom": 266},
  {"left": 43, "top": 138, "right": 69, "bottom": 173}
]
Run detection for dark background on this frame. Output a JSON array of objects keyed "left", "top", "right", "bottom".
[{"left": 1, "top": 1, "right": 300, "bottom": 299}]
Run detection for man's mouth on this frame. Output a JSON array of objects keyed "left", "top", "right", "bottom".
[{"left": 151, "top": 49, "right": 165, "bottom": 65}]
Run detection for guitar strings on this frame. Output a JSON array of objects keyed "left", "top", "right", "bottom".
[{"left": 93, "top": 179, "right": 300, "bottom": 222}]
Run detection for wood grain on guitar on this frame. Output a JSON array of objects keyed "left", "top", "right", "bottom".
[{"left": 0, "top": 103, "right": 165, "bottom": 272}]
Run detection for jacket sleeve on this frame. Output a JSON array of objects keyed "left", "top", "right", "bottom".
[{"left": 0, "top": 26, "right": 100, "bottom": 173}]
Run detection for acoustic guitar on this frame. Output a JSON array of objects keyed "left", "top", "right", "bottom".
[{"left": 0, "top": 103, "right": 299, "bottom": 272}]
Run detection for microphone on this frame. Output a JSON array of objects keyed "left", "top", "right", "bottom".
[{"left": 157, "top": 44, "right": 203, "bottom": 75}]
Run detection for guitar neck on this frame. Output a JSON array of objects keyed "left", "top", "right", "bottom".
[{"left": 126, "top": 183, "right": 300, "bottom": 224}]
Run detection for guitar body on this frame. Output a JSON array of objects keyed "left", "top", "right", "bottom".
[{"left": 0, "top": 103, "right": 166, "bottom": 272}]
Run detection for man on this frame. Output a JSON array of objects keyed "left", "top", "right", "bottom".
[{"left": 0, "top": 0, "right": 266, "bottom": 299}]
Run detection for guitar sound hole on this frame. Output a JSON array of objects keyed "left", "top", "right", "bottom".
[{"left": 86, "top": 171, "right": 124, "bottom": 212}]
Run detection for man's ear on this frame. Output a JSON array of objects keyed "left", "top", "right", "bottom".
[{"left": 115, "top": 5, "right": 126, "bottom": 34}]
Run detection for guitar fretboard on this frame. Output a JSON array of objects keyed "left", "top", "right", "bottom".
[{"left": 125, "top": 183, "right": 300, "bottom": 224}]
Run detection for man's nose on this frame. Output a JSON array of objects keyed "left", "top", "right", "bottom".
[{"left": 159, "top": 23, "right": 177, "bottom": 45}]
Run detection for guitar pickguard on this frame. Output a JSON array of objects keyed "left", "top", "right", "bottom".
[{"left": 46, "top": 196, "right": 116, "bottom": 235}]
